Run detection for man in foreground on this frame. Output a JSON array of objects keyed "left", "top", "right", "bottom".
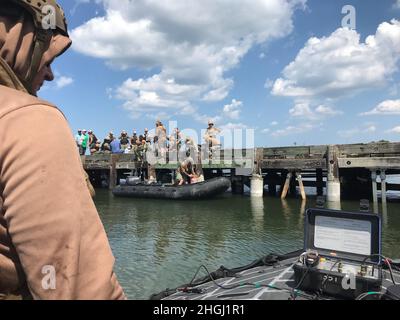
[{"left": 0, "top": 0, "right": 125, "bottom": 300}]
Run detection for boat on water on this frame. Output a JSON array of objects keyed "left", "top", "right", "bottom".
[
  {"left": 112, "top": 177, "right": 231, "bottom": 200},
  {"left": 151, "top": 208, "right": 400, "bottom": 301},
  {"left": 151, "top": 250, "right": 400, "bottom": 301}
]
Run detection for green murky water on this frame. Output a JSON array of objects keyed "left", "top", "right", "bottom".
[{"left": 94, "top": 190, "right": 400, "bottom": 299}]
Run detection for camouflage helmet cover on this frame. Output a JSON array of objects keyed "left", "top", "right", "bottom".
[{"left": 8, "top": 0, "right": 69, "bottom": 36}]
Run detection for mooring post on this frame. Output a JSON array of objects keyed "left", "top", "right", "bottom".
[
  {"left": 326, "top": 145, "right": 341, "bottom": 203},
  {"left": 296, "top": 171, "right": 306, "bottom": 201},
  {"left": 380, "top": 170, "right": 387, "bottom": 206},
  {"left": 281, "top": 171, "right": 292, "bottom": 200},
  {"left": 371, "top": 170, "right": 378, "bottom": 214}
]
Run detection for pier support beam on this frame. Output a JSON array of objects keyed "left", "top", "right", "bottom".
[
  {"left": 380, "top": 170, "right": 387, "bottom": 206},
  {"left": 281, "top": 172, "right": 292, "bottom": 200},
  {"left": 316, "top": 169, "right": 323, "bottom": 196},
  {"left": 250, "top": 174, "right": 264, "bottom": 198},
  {"left": 371, "top": 170, "right": 378, "bottom": 214},
  {"left": 296, "top": 172, "right": 306, "bottom": 201},
  {"left": 326, "top": 145, "right": 341, "bottom": 203},
  {"left": 109, "top": 155, "right": 118, "bottom": 190}
]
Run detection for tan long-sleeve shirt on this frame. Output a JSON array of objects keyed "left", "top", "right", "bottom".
[{"left": 0, "top": 85, "right": 126, "bottom": 300}]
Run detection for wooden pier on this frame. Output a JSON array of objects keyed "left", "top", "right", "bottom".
[{"left": 82, "top": 141, "right": 400, "bottom": 203}]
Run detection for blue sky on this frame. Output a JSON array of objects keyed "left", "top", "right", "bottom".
[{"left": 41, "top": 0, "right": 400, "bottom": 147}]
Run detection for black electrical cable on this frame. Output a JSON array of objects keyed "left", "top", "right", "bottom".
[
  {"left": 362, "top": 254, "right": 397, "bottom": 285},
  {"left": 180, "top": 253, "right": 398, "bottom": 300},
  {"left": 187, "top": 264, "right": 307, "bottom": 298}
]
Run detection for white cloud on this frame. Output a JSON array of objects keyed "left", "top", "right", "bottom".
[
  {"left": 55, "top": 76, "right": 74, "bottom": 89},
  {"left": 269, "top": 21, "right": 400, "bottom": 129},
  {"left": 271, "top": 121, "right": 279, "bottom": 126},
  {"left": 394, "top": 0, "right": 400, "bottom": 9},
  {"left": 386, "top": 126, "right": 400, "bottom": 134},
  {"left": 71, "top": 0, "right": 305, "bottom": 118},
  {"left": 272, "top": 20, "right": 400, "bottom": 100},
  {"left": 289, "top": 103, "right": 342, "bottom": 120},
  {"left": 361, "top": 99, "right": 400, "bottom": 115},
  {"left": 289, "top": 103, "right": 314, "bottom": 118},
  {"left": 262, "top": 128, "right": 271, "bottom": 134},
  {"left": 315, "top": 105, "right": 343, "bottom": 116},
  {"left": 115, "top": 75, "right": 200, "bottom": 118},
  {"left": 222, "top": 99, "right": 242, "bottom": 120}
]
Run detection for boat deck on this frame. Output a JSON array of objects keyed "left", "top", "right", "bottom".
[{"left": 163, "top": 256, "right": 400, "bottom": 301}]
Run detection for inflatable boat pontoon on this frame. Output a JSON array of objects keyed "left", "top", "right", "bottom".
[{"left": 112, "top": 177, "right": 231, "bottom": 200}]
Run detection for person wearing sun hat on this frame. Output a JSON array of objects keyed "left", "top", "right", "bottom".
[{"left": 204, "top": 119, "right": 221, "bottom": 148}]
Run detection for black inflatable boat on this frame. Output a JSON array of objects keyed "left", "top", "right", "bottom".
[{"left": 112, "top": 177, "right": 231, "bottom": 200}]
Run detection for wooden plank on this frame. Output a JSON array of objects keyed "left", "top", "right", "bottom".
[
  {"left": 117, "top": 154, "right": 136, "bottom": 162},
  {"left": 263, "top": 145, "right": 327, "bottom": 158},
  {"left": 261, "top": 158, "right": 327, "bottom": 170},
  {"left": 116, "top": 162, "right": 139, "bottom": 170},
  {"left": 154, "top": 164, "right": 179, "bottom": 170},
  {"left": 202, "top": 162, "right": 242, "bottom": 169},
  {"left": 338, "top": 157, "right": 400, "bottom": 169},
  {"left": 264, "top": 146, "right": 310, "bottom": 158},
  {"left": 84, "top": 162, "right": 110, "bottom": 170},
  {"left": 85, "top": 154, "right": 112, "bottom": 162},
  {"left": 337, "top": 142, "right": 400, "bottom": 157}
]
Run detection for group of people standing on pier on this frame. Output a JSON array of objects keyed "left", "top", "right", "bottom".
[
  {"left": 75, "top": 120, "right": 223, "bottom": 186},
  {"left": 75, "top": 120, "right": 223, "bottom": 162}
]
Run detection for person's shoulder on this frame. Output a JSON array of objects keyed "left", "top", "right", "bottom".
[{"left": 0, "top": 85, "right": 58, "bottom": 120}]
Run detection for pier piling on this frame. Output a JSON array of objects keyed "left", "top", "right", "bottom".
[
  {"left": 380, "top": 170, "right": 387, "bottom": 206},
  {"left": 250, "top": 174, "right": 264, "bottom": 198},
  {"left": 371, "top": 170, "right": 379, "bottom": 213},
  {"left": 327, "top": 145, "right": 341, "bottom": 203}
]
